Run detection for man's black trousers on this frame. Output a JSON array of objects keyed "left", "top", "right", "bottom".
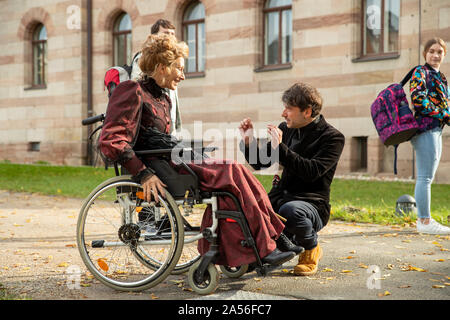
[{"left": 278, "top": 201, "right": 324, "bottom": 250}]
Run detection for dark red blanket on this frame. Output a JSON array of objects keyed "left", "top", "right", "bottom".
[{"left": 187, "top": 160, "right": 284, "bottom": 267}]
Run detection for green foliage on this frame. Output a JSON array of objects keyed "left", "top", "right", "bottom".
[
  {"left": 0, "top": 163, "right": 448, "bottom": 225},
  {"left": 255, "top": 174, "right": 450, "bottom": 226},
  {"left": 0, "top": 162, "right": 115, "bottom": 198}
]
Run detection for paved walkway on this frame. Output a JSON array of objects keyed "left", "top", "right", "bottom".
[{"left": 0, "top": 190, "right": 448, "bottom": 300}]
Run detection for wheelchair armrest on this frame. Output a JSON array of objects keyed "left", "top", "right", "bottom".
[
  {"left": 134, "top": 146, "right": 217, "bottom": 157},
  {"left": 134, "top": 148, "right": 178, "bottom": 156}
]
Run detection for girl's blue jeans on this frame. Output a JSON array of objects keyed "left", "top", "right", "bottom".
[{"left": 410, "top": 127, "right": 443, "bottom": 219}]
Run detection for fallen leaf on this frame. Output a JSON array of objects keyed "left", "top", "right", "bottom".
[
  {"left": 398, "top": 285, "right": 411, "bottom": 288},
  {"left": 151, "top": 293, "right": 159, "bottom": 299},
  {"left": 358, "top": 263, "right": 368, "bottom": 269},
  {"left": 341, "top": 270, "right": 353, "bottom": 273},
  {"left": 431, "top": 241, "right": 442, "bottom": 248},
  {"left": 432, "top": 285, "right": 445, "bottom": 289},
  {"left": 57, "top": 262, "right": 69, "bottom": 268},
  {"left": 434, "top": 259, "right": 445, "bottom": 262},
  {"left": 97, "top": 258, "right": 108, "bottom": 272},
  {"left": 322, "top": 268, "right": 334, "bottom": 272},
  {"left": 401, "top": 265, "right": 427, "bottom": 272},
  {"left": 378, "top": 291, "right": 391, "bottom": 297}
]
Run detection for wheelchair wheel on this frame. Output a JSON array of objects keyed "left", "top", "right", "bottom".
[
  {"left": 219, "top": 264, "right": 249, "bottom": 278},
  {"left": 187, "top": 260, "right": 219, "bottom": 295},
  {"left": 130, "top": 203, "right": 202, "bottom": 275},
  {"left": 76, "top": 176, "right": 184, "bottom": 291}
]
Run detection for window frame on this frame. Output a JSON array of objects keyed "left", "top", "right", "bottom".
[
  {"left": 261, "top": 1, "right": 292, "bottom": 69},
  {"left": 112, "top": 13, "right": 132, "bottom": 66},
  {"left": 355, "top": 0, "right": 400, "bottom": 62},
  {"left": 31, "top": 24, "right": 47, "bottom": 88},
  {"left": 182, "top": 2, "right": 206, "bottom": 77}
]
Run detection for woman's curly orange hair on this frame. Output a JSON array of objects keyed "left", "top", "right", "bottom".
[{"left": 139, "top": 34, "right": 188, "bottom": 77}]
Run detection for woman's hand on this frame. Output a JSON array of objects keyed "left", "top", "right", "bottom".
[
  {"left": 141, "top": 174, "right": 167, "bottom": 203},
  {"left": 267, "top": 125, "right": 282, "bottom": 149},
  {"left": 239, "top": 118, "right": 255, "bottom": 146}
]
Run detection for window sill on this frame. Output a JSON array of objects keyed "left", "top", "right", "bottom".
[
  {"left": 24, "top": 85, "right": 47, "bottom": 91},
  {"left": 185, "top": 72, "right": 205, "bottom": 79},
  {"left": 254, "top": 63, "right": 292, "bottom": 73},
  {"left": 352, "top": 53, "right": 400, "bottom": 63}
]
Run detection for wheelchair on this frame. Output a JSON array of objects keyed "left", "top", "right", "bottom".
[{"left": 77, "top": 114, "right": 284, "bottom": 295}]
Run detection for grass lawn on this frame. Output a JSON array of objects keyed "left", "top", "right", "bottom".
[{"left": 1, "top": 162, "right": 449, "bottom": 226}]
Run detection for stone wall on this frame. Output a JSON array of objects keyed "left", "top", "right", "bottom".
[{"left": 0, "top": 0, "right": 449, "bottom": 182}]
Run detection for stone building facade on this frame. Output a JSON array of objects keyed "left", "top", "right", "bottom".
[{"left": 0, "top": 0, "right": 449, "bottom": 182}]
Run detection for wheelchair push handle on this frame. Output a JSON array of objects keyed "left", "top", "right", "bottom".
[{"left": 82, "top": 113, "right": 105, "bottom": 126}]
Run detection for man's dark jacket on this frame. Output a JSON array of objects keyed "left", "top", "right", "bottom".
[{"left": 241, "top": 115, "right": 345, "bottom": 226}]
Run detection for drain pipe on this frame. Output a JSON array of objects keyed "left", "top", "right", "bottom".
[
  {"left": 86, "top": 0, "right": 93, "bottom": 165},
  {"left": 412, "top": 0, "right": 422, "bottom": 179}
]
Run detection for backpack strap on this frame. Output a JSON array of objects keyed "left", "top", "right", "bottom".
[
  {"left": 393, "top": 144, "right": 398, "bottom": 175},
  {"left": 400, "top": 65, "right": 421, "bottom": 87}
]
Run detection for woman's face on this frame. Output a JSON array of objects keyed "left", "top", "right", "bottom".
[
  {"left": 425, "top": 43, "right": 445, "bottom": 69},
  {"left": 162, "top": 57, "right": 185, "bottom": 90}
]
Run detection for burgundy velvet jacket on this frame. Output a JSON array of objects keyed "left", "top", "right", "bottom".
[{"left": 99, "top": 77, "right": 173, "bottom": 178}]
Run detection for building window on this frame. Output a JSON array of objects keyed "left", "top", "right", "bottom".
[
  {"left": 353, "top": 136, "right": 368, "bottom": 171},
  {"left": 113, "top": 13, "right": 132, "bottom": 66},
  {"left": 361, "top": 0, "right": 400, "bottom": 58},
  {"left": 28, "top": 142, "right": 41, "bottom": 152},
  {"left": 263, "top": 0, "right": 292, "bottom": 67},
  {"left": 32, "top": 24, "right": 47, "bottom": 87},
  {"left": 183, "top": 1, "right": 205, "bottom": 75}
]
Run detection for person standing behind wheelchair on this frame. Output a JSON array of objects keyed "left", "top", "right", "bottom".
[
  {"left": 239, "top": 83, "right": 345, "bottom": 276},
  {"left": 99, "top": 33, "right": 299, "bottom": 268},
  {"left": 410, "top": 37, "right": 450, "bottom": 235}
]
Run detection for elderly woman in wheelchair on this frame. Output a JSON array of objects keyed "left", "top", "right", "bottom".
[{"left": 77, "top": 34, "right": 301, "bottom": 295}]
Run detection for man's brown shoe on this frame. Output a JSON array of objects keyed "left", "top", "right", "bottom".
[{"left": 293, "top": 243, "right": 323, "bottom": 276}]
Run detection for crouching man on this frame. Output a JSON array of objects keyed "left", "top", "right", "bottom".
[{"left": 239, "top": 82, "right": 345, "bottom": 275}]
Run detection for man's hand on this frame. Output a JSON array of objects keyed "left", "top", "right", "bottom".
[
  {"left": 239, "top": 118, "right": 255, "bottom": 146},
  {"left": 267, "top": 124, "right": 282, "bottom": 149},
  {"left": 141, "top": 174, "right": 167, "bottom": 203}
]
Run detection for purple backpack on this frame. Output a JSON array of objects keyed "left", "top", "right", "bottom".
[{"left": 371, "top": 66, "right": 420, "bottom": 174}]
